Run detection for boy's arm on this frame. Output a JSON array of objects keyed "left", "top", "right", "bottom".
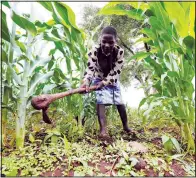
[{"left": 82, "top": 48, "right": 98, "bottom": 86}]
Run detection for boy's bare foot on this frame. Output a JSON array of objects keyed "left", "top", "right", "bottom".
[
  {"left": 98, "top": 132, "right": 109, "bottom": 139},
  {"left": 98, "top": 132, "right": 113, "bottom": 142},
  {"left": 124, "top": 127, "right": 137, "bottom": 137}
]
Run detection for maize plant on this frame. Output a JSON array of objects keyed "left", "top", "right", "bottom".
[
  {"left": 2, "top": 2, "right": 86, "bottom": 148},
  {"left": 99, "top": 2, "right": 195, "bottom": 152}
]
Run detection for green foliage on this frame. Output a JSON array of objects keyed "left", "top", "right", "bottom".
[
  {"left": 11, "top": 11, "right": 37, "bottom": 36},
  {"left": 100, "top": 1, "right": 195, "bottom": 152},
  {"left": 2, "top": 2, "right": 86, "bottom": 148},
  {"left": 162, "top": 135, "right": 181, "bottom": 154},
  {"left": 2, "top": 11, "right": 10, "bottom": 42}
]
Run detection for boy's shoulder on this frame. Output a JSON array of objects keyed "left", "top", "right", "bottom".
[{"left": 114, "top": 44, "right": 123, "bottom": 51}]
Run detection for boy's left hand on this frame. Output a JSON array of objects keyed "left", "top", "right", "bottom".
[{"left": 96, "top": 81, "right": 104, "bottom": 89}]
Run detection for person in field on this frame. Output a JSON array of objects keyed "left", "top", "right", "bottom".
[{"left": 80, "top": 26, "right": 133, "bottom": 139}]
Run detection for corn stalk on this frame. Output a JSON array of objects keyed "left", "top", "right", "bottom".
[{"left": 99, "top": 2, "right": 195, "bottom": 152}]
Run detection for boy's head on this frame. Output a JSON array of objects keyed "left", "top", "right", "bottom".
[{"left": 100, "top": 26, "right": 117, "bottom": 56}]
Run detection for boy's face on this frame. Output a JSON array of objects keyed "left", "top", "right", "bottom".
[{"left": 101, "top": 34, "right": 116, "bottom": 56}]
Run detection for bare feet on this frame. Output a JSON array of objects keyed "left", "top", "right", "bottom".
[
  {"left": 98, "top": 132, "right": 109, "bottom": 139},
  {"left": 123, "top": 127, "right": 132, "bottom": 133},
  {"left": 124, "top": 127, "right": 137, "bottom": 137},
  {"left": 98, "top": 132, "right": 113, "bottom": 142}
]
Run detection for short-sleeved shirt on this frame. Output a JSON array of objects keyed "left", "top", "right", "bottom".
[{"left": 83, "top": 44, "right": 124, "bottom": 86}]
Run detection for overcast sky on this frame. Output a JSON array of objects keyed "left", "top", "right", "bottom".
[{"left": 3, "top": 2, "right": 146, "bottom": 108}]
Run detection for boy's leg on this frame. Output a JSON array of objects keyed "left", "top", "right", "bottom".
[
  {"left": 96, "top": 104, "right": 108, "bottom": 136},
  {"left": 116, "top": 104, "right": 131, "bottom": 132}
]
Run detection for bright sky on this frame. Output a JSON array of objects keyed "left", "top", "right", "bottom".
[{"left": 3, "top": 2, "right": 146, "bottom": 108}]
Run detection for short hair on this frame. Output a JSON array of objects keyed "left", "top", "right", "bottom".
[{"left": 101, "top": 26, "right": 117, "bottom": 39}]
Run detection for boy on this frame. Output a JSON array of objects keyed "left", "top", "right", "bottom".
[{"left": 81, "top": 26, "right": 132, "bottom": 139}]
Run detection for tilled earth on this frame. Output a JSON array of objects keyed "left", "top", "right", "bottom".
[{"left": 2, "top": 127, "right": 195, "bottom": 177}]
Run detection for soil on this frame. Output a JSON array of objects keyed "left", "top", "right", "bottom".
[
  {"left": 3, "top": 126, "right": 194, "bottom": 177},
  {"left": 151, "top": 137, "right": 162, "bottom": 147},
  {"left": 144, "top": 168, "right": 158, "bottom": 177},
  {"left": 163, "top": 160, "right": 186, "bottom": 177}
]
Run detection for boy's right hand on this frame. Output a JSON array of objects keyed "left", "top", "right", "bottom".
[{"left": 79, "top": 83, "right": 90, "bottom": 93}]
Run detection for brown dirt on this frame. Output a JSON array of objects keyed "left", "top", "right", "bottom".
[
  {"left": 170, "top": 160, "right": 186, "bottom": 176},
  {"left": 41, "top": 168, "right": 63, "bottom": 177},
  {"left": 97, "top": 160, "right": 113, "bottom": 174},
  {"left": 151, "top": 137, "right": 162, "bottom": 147},
  {"left": 134, "top": 158, "right": 147, "bottom": 170},
  {"left": 149, "top": 127, "right": 159, "bottom": 132},
  {"left": 144, "top": 167, "right": 158, "bottom": 177},
  {"left": 163, "top": 160, "right": 186, "bottom": 177}
]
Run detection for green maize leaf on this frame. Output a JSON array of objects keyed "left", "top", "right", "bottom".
[
  {"left": 181, "top": 80, "right": 194, "bottom": 99},
  {"left": 180, "top": 2, "right": 191, "bottom": 13},
  {"left": 72, "top": 56, "right": 80, "bottom": 70},
  {"left": 2, "top": 1, "right": 10, "bottom": 8},
  {"left": 29, "top": 56, "right": 52, "bottom": 76},
  {"left": 163, "top": 2, "right": 188, "bottom": 38},
  {"left": 46, "top": 19, "right": 56, "bottom": 26},
  {"left": 153, "top": 81, "right": 163, "bottom": 94},
  {"left": 56, "top": 2, "right": 80, "bottom": 32},
  {"left": 138, "top": 97, "right": 148, "bottom": 110},
  {"left": 54, "top": 68, "right": 65, "bottom": 79},
  {"left": 2, "top": 48, "right": 8, "bottom": 63},
  {"left": 43, "top": 83, "right": 57, "bottom": 94},
  {"left": 54, "top": 41, "right": 65, "bottom": 55},
  {"left": 167, "top": 71, "right": 179, "bottom": 78},
  {"left": 28, "top": 71, "right": 54, "bottom": 96},
  {"left": 49, "top": 48, "right": 56, "bottom": 56},
  {"left": 160, "top": 32, "right": 172, "bottom": 42},
  {"left": 189, "top": 3, "right": 195, "bottom": 38},
  {"left": 183, "top": 60, "right": 194, "bottom": 81},
  {"left": 11, "top": 11, "right": 37, "bottom": 36},
  {"left": 51, "top": 10, "right": 70, "bottom": 32},
  {"left": 161, "top": 73, "right": 167, "bottom": 92},
  {"left": 135, "top": 37, "right": 152, "bottom": 44},
  {"left": 71, "top": 27, "right": 83, "bottom": 42},
  {"left": 180, "top": 2, "right": 195, "bottom": 38},
  {"left": 65, "top": 56, "right": 72, "bottom": 74},
  {"left": 145, "top": 9, "right": 154, "bottom": 17},
  {"left": 183, "top": 36, "right": 195, "bottom": 49},
  {"left": 63, "top": 26, "right": 71, "bottom": 42},
  {"left": 163, "top": 57, "right": 172, "bottom": 70},
  {"left": 2, "top": 10, "right": 10, "bottom": 42},
  {"left": 140, "top": 28, "right": 156, "bottom": 39},
  {"left": 149, "top": 2, "right": 170, "bottom": 29},
  {"left": 51, "top": 28, "right": 61, "bottom": 38},
  {"left": 148, "top": 16, "right": 164, "bottom": 32},
  {"left": 98, "top": 4, "right": 144, "bottom": 21},
  {"left": 54, "top": 2, "right": 71, "bottom": 26},
  {"left": 53, "top": 71, "right": 60, "bottom": 83},
  {"left": 128, "top": 52, "right": 152, "bottom": 61},
  {"left": 43, "top": 33, "right": 61, "bottom": 42},
  {"left": 48, "top": 56, "right": 55, "bottom": 70},
  {"left": 38, "top": 2, "right": 53, "bottom": 12},
  {"left": 145, "top": 57, "right": 164, "bottom": 77},
  {"left": 15, "top": 40, "right": 26, "bottom": 53},
  {"left": 8, "top": 65, "right": 22, "bottom": 85},
  {"left": 127, "top": 2, "right": 149, "bottom": 11}
]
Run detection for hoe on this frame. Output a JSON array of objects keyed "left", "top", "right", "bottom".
[{"left": 31, "top": 86, "right": 97, "bottom": 124}]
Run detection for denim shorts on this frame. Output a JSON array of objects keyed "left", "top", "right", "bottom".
[{"left": 92, "top": 78, "right": 124, "bottom": 105}]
